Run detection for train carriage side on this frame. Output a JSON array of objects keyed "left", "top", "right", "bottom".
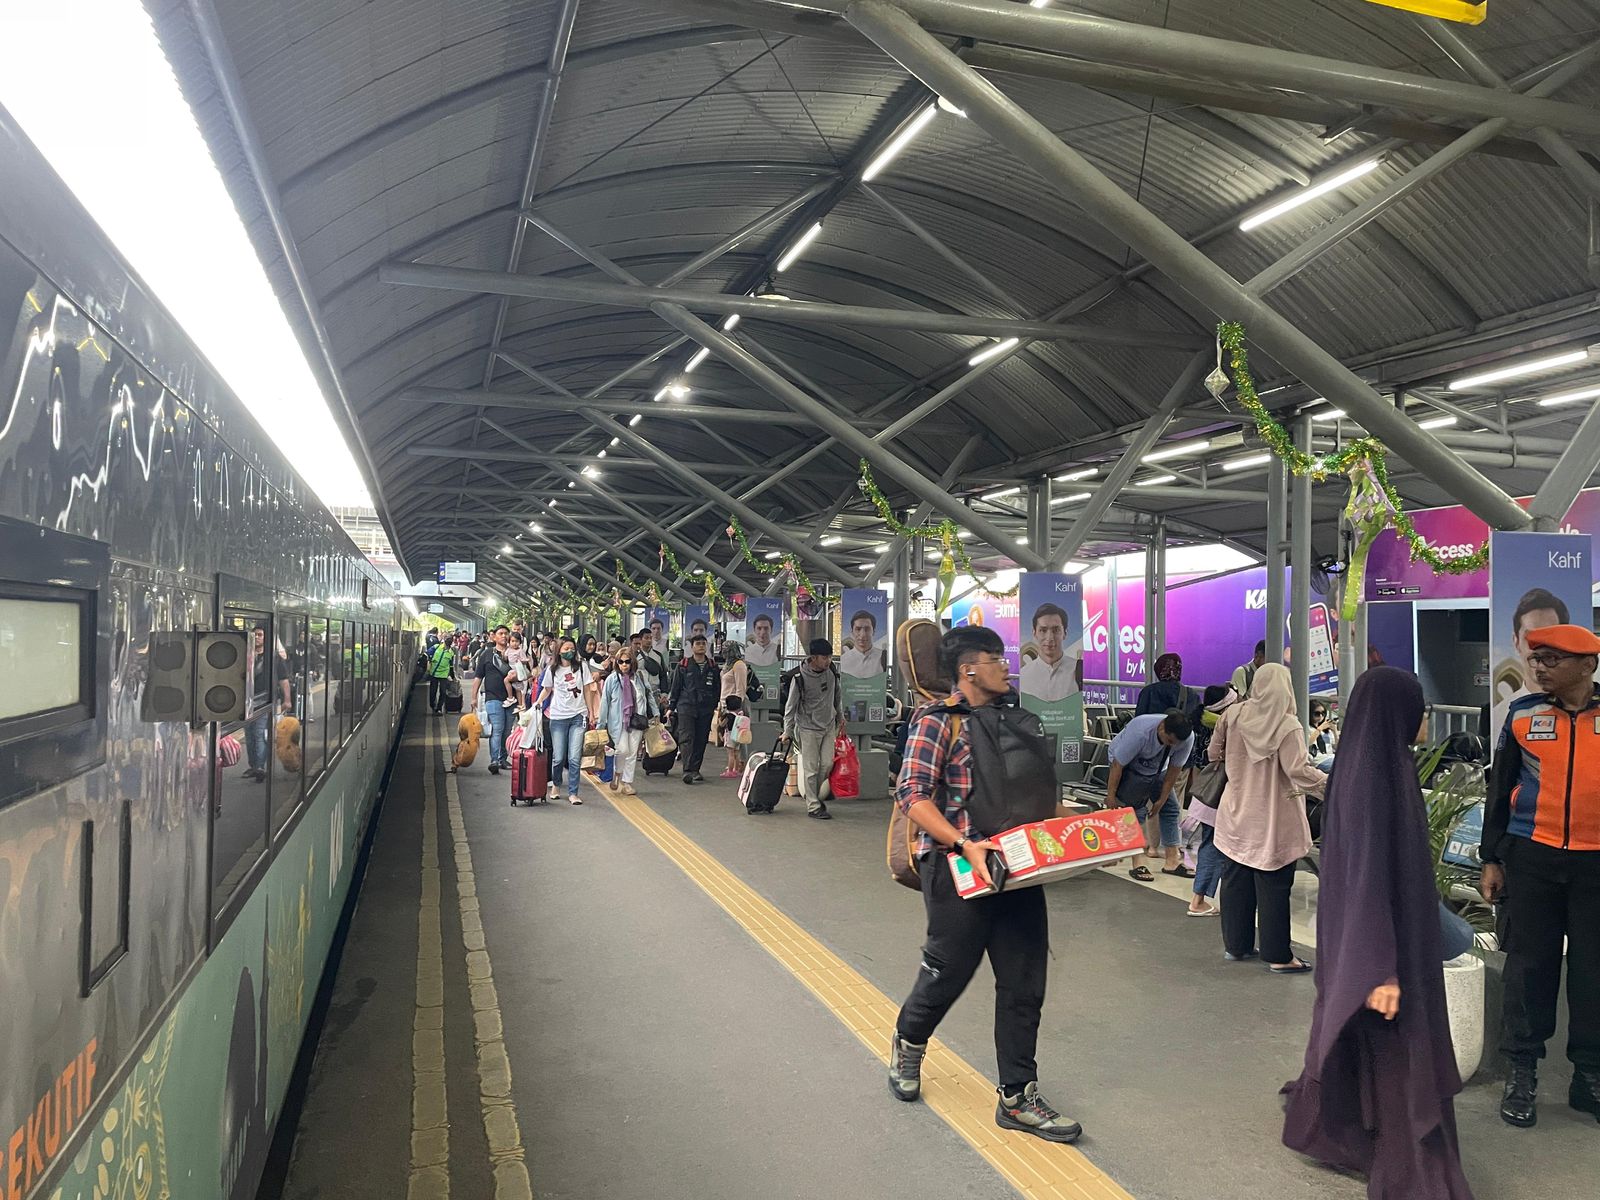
[{"left": 0, "top": 106, "right": 413, "bottom": 1200}]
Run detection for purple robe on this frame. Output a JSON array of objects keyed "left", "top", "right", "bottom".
[{"left": 1281, "top": 667, "right": 1474, "bottom": 1199}]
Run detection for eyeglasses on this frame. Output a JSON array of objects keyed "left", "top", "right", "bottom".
[
  {"left": 969, "top": 656, "right": 1007, "bottom": 667},
  {"left": 1528, "top": 651, "right": 1582, "bottom": 668}
]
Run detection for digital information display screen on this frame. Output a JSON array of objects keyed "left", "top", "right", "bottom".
[{"left": 437, "top": 561, "right": 476, "bottom": 585}]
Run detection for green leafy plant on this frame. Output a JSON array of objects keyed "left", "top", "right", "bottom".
[{"left": 1421, "top": 760, "right": 1495, "bottom": 944}]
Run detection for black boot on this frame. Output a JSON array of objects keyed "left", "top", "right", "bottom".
[
  {"left": 1570, "top": 1067, "right": 1600, "bottom": 1122},
  {"left": 1501, "top": 1057, "right": 1538, "bottom": 1128}
]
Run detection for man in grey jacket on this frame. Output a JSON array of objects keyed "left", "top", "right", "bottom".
[{"left": 781, "top": 638, "right": 846, "bottom": 820}]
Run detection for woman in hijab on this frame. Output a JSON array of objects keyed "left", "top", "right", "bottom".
[
  {"left": 1210, "top": 663, "right": 1327, "bottom": 972},
  {"left": 1282, "top": 667, "right": 1473, "bottom": 1199},
  {"left": 1134, "top": 653, "right": 1201, "bottom": 721}
]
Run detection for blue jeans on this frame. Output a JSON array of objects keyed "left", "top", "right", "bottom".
[
  {"left": 1119, "top": 772, "right": 1180, "bottom": 850},
  {"left": 483, "top": 700, "right": 511, "bottom": 766},
  {"left": 1193, "top": 823, "right": 1224, "bottom": 899},
  {"left": 245, "top": 709, "right": 270, "bottom": 772},
  {"left": 549, "top": 714, "right": 586, "bottom": 797}
]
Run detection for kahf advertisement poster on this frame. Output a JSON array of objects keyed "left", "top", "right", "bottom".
[
  {"left": 683, "top": 605, "right": 712, "bottom": 647},
  {"left": 839, "top": 588, "right": 889, "bottom": 722},
  {"left": 645, "top": 606, "right": 673, "bottom": 650},
  {"left": 1018, "top": 576, "right": 1084, "bottom": 764},
  {"left": 743, "top": 595, "right": 785, "bottom": 689},
  {"left": 1488, "top": 532, "right": 1593, "bottom": 754}
]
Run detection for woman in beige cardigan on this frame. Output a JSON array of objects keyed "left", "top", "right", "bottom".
[{"left": 1210, "top": 664, "right": 1328, "bottom": 974}]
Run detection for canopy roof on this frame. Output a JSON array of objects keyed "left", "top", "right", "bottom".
[{"left": 146, "top": 0, "right": 1600, "bottom": 599}]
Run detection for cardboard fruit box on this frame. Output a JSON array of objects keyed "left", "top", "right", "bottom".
[{"left": 948, "top": 807, "right": 1146, "bottom": 900}]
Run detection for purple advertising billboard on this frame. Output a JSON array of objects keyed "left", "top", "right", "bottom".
[{"left": 1365, "top": 487, "right": 1600, "bottom": 602}]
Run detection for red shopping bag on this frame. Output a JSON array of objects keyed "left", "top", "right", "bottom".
[{"left": 828, "top": 732, "right": 861, "bottom": 800}]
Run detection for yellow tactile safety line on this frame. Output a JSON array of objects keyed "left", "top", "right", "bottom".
[
  {"left": 409, "top": 730, "right": 449, "bottom": 1200},
  {"left": 588, "top": 777, "right": 1136, "bottom": 1200},
  {"left": 439, "top": 726, "right": 534, "bottom": 1200}
]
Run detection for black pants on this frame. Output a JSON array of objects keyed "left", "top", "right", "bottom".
[
  {"left": 896, "top": 853, "right": 1049, "bottom": 1092},
  {"left": 676, "top": 706, "right": 715, "bottom": 775},
  {"left": 1220, "top": 857, "right": 1298, "bottom": 965},
  {"left": 428, "top": 676, "right": 448, "bottom": 711},
  {"left": 1500, "top": 836, "right": 1600, "bottom": 1068}
]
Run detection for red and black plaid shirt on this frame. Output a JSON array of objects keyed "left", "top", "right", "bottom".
[{"left": 895, "top": 696, "right": 975, "bottom": 857}]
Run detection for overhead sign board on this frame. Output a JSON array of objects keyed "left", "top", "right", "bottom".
[
  {"left": 427, "top": 603, "right": 444, "bottom": 614},
  {"left": 437, "top": 561, "right": 476, "bottom": 585}
]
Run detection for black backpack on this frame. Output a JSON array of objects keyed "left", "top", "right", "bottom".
[{"left": 745, "top": 671, "right": 765, "bottom": 704}]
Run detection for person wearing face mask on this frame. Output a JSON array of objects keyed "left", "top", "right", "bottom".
[
  {"left": 539, "top": 640, "right": 592, "bottom": 805},
  {"left": 598, "top": 648, "right": 659, "bottom": 795}
]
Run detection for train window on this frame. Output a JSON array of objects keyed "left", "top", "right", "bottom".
[
  {"left": 342, "top": 620, "right": 358, "bottom": 731},
  {"left": 272, "top": 614, "right": 308, "bottom": 836},
  {"left": 212, "top": 611, "right": 274, "bottom": 913},
  {"left": 0, "top": 593, "right": 87, "bottom": 720},
  {"left": 329, "top": 620, "right": 346, "bottom": 750},
  {"left": 306, "top": 617, "right": 328, "bottom": 780}
]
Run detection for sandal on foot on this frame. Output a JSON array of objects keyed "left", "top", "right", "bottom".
[
  {"left": 1127, "top": 865, "right": 1156, "bottom": 882},
  {"left": 1266, "top": 959, "right": 1313, "bottom": 975},
  {"left": 1162, "top": 866, "right": 1196, "bottom": 879},
  {"left": 1186, "top": 904, "right": 1219, "bottom": 917}
]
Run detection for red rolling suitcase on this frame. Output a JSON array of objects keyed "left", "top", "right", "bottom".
[{"left": 510, "top": 745, "right": 549, "bottom": 806}]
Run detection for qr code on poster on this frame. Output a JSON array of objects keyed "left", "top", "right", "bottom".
[
  {"left": 868, "top": 705, "right": 885, "bottom": 723},
  {"left": 1060, "top": 741, "right": 1081, "bottom": 764}
]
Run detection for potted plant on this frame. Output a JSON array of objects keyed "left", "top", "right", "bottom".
[{"left": 1419, "top": 754, "right": 1494, "bottom": 1082}]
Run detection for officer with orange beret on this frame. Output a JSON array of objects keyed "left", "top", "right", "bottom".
[{"left": 1483, "top": 624, "right": 1600, "bottom": 1129}]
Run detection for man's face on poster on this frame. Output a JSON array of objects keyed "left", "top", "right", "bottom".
[
  {"left": 851, "top": 616, "right": 875, "bottom": 652},
  {"left": 753, "top": 616, "right": 773, "bottom": 647},
  {"left": 1034, "top": 614, "right": 1065, "bottom": 665},
  {"left": 1515, "top": 607, "right": 1565, "bottom": 677}
]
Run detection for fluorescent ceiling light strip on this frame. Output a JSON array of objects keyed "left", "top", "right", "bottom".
[
  {"left": 1054, "top": 467, "right": 1097, "bottom": 482},
  {"left": 775, "top": 222, "right": 824, "bottom": 272},
  {"left": 969, "top": 336, "right": 1020, "bottom": 366},
  {"left": 1142, "top": 438, "right": 1210, "bottom": 463},
  {"left": 1051, "top": 491, "right": 1092, "bottom": 506},
  {"left": 628, "top": 413, "right": 643, "bottom": 426},
  {"left": 722, "top": 313, "right": 741, "bottom": 331},
  {"left": 1537, "top": 385, "right": 1600, "bottom": 408},
  {"left": 1310, "top": 408, "right": 1346, "bottom": 422},
  {"left": 1135, "top": 474, "right": 1177, "bottom": 487},
  {"left": 685, "top": 347, "right": 710, "bottom": 372},
  {"left": 1221, "top": 453, "right": 1272, "bottom": 472},
  {"left": 981, "top": 486, "right": 1021, "bottom": 500},
  {"left": 1417, "top": 415, "right": 1456, "bottom": 430},
  {"left": 862, "top": 105, "right": 938, "bottom": 182},
  {"left": 820, "top": 535, "right": 842, "bottom": 546},
  {"left": 1239, "top": 158, "right": 1381, "bottom": 232},
  {"left": 1449, "top": 349, "right": 1590, "bottom": 391},
  {"left": 764, "top": 550, "right": 783, "bottom": 560}
]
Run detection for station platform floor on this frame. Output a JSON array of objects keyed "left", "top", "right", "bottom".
[{"left": 272, "top": 698, "right": 1595, "bottom": 1200}]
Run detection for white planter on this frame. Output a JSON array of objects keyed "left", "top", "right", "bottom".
[{"left": 1443, "top": 952, "right": 1486, "bottom": 1082}]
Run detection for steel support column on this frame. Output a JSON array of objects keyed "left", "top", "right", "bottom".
[
  {"left": 380, "top": 260, "right": 1201, "bottom": 348},
  {"left": 893, "top": 543, "right": 911, "bottom": 653},
  {"left": 813, "top": 0, "right": 1600, "bottom": 135},
  {"left": 1266, "top": 454, "right": 1288, "bottom": 667},
  {"left": 1148, "top": 518, "right": 1167, "bottom": 663},
  {"left": 1028, "top": 477, "right": 1052, "bottom": 551},
  {"left": 1049, "top": 352, "right": 1210, "bottom": 569},
  {"left": 841, "top": 0, "right": 1533, "bottom": 535},
  {"left": 1290, "top": 417, "right": 1313, "bottom": 720},
  {"left": 651, "top": 301, "right": 1049, "bottom": 569},
  {"left": 1249, "top": 42, "right": 1600, "bottom": 298}
]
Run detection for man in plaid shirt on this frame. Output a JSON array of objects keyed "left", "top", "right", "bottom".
[{"left": 887, "top": 626, "right": 1082, "bottom": 1145}]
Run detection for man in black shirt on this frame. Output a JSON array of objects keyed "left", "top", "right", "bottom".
[
  {"left": 470, "top": 625, "right": 516, "bottom": 774},
  {"left": 667, "top": 633, "right": 720, "bottom": 783}
]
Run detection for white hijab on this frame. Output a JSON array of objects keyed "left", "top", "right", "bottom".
[{"left": 1229, "top": 662, "right": 1303, "bottom": 762}]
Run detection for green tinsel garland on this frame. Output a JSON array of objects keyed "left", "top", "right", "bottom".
[
  {"left": 1219, "top": 321, "right": 1490, "bottom": 576},
  {"left": 725, "top": 515, "right": 816, "bottom": 599},
  {"left": 856, "top": 459, "right": 1020, "bottom": 598}
]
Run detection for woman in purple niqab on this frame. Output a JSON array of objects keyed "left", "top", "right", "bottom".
[{"left": 1281, "top": 667, "right": 1473, "bottom": 1198}]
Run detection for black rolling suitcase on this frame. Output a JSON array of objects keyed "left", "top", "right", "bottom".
[{"left": 642, "top": 746, "right": 677, "bottom": 776}]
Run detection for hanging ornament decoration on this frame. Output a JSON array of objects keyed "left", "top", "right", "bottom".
[
  {"left": 1204, "top": 330, "right": 1232, "bottom": 401},
  {"left": 856, "top": 460, "right": 1019, "bottom": 607},
  {"left": 1218, "top": 321, "right": 1490, "bottom": 587}
]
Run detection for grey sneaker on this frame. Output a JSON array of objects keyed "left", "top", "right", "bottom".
[
  {"left": 996, "top": 1082, "right": 1082, "bottom": 1143},
  {"left": 888, "top": 1032, "right": 927, "bottom": 1102}
]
